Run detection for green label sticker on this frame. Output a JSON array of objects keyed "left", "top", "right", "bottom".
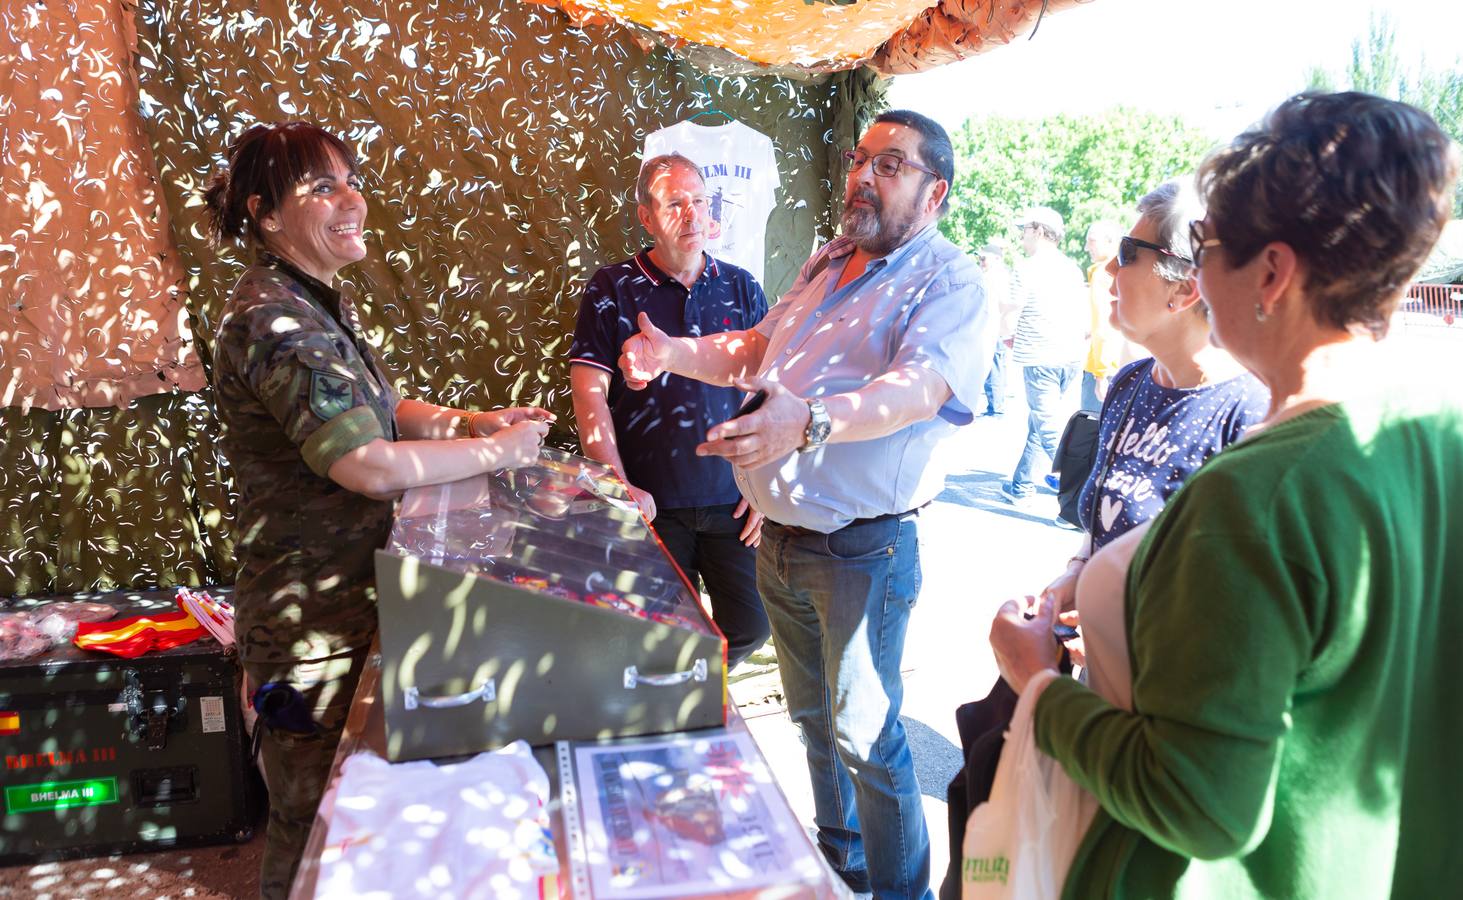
[
  {"left": 5, "top": 777, "right": 119, "bottom": 814},
  {"left": 309, "top": 370, "right": 354, "bottom": 421}
]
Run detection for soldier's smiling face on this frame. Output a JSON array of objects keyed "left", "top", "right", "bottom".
[{"left": 259, "top": 152, "right": 367, "bottom": 283}]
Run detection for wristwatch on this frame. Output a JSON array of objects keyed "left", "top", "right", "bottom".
[{"left": 800, "top": 398, "right": 831, "bottom": 452}]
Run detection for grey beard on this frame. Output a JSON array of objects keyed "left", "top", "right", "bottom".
[
  {"left": 840, "top": 204, "right": 880, "bottom": 244},
  {"left": 842, "top": 204, "right": 919, "bottom": 257}
]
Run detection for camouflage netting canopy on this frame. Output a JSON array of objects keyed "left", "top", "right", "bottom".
[
  {"left": 523, "top": 0, "right": 1093, "bottom": 75},
  {"left": 0, "top": 0, "right": 886, "bottom": 596}
]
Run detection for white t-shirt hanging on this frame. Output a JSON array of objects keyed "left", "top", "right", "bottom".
[{"left": 643, "top": 119, "right": 780, "bottom": 284}]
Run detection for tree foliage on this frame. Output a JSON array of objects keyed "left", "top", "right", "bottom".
[
  {"left": 939, "top": 108, "right": 1214, "bottom": 261},
  {"left": 1307, "top": 13, "right": 1463, "bottom": 214}
]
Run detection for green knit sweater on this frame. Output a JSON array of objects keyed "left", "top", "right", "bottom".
[{"left": 1036, "top": 387, "right": 1463, "bottom": 898}]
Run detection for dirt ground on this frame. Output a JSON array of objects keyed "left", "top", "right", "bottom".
[{"left": 0, "top": 837, "right": 264, "bottom": 899}]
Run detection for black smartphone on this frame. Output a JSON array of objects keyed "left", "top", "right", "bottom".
[
  {"left": 732, "top": 389, "right": 768, "bottom": 419},
  {"left": 1053, "top": 622, "right": 1080, "bottom": 642}
]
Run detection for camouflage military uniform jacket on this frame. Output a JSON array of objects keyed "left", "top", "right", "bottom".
[{"left": 213, "top": 253, "right": 397, "bottom": 665}]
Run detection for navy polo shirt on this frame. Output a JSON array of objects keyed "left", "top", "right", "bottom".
[{"left": 569, "top": 250, "right": 768, "bottom": 509}]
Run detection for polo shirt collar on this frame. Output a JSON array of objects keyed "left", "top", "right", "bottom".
[{"left": 633, "top": 249, "right": 718, "bottom": 286}]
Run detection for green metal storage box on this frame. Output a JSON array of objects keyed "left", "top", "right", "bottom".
[
  {"left": 375, "top": 450, "right": 727, "bottom": 762},
  {"left": 0, "top": 589, "right": 259, "bottom": 864}
]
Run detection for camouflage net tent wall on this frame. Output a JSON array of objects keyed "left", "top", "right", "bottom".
[
  {"left": 1, "top": 0, "right": 1088, "bottom": 597},
  {"left": 0, "top": 0, "right": 886, "bottom": 597}
]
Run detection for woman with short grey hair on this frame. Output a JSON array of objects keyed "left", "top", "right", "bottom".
[
  {"left": 942, "top": 180, "right": 1267, "bottom": 898},
  {"left": 1039, "top": 177, "right": 1267, "bottom": 612}
]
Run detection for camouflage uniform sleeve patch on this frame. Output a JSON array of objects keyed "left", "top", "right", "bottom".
[
  {"left": 301, "top": 406, "right": 386, "bottom": 478},
  {"left": 310, "top": 370, "right": 355, "bottom": 421},
  {"left": 234, "top": 302, "right": 390, "bottom": 463}
]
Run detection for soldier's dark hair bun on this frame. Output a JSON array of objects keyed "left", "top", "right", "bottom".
[{"left": 202, "top": 122, "right": 359, "bottom": 248}]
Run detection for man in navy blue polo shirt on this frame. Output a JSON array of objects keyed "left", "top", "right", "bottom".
[{"left": 568, "top": 152, "right": 771, "bottom": 669}]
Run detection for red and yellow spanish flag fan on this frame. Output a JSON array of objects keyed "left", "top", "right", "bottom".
[{"left": 74, "top": 606, "right": 207, "bottom": 658}]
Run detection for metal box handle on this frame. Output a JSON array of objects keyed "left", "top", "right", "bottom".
[
  {"left": 623, "top": 658, "right": 708, "bottom": 689},
  {"left": 403, "top": 677, "right": 497, "bottom": 710}
]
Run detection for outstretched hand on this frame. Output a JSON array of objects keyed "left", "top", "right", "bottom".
[
  {"left": 696, "top": 377, "right": 811, "bottom": 471},
  {"left": 619, "top": 312, "right": 675, "bottom": 390}
]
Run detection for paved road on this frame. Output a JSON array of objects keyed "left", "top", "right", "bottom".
[{"left": 736, "top": 375, "right": 1085, "bottom": 894}]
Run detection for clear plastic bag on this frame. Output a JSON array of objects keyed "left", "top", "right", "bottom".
[
  {"left": 0, "top": 612, "right": 51, "bottom": 662},
  {"left": 0, "top": 602, "right": 117, "bottom": 662}
]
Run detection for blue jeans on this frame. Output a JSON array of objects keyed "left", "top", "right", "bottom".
[
  {"left": 982, "top": 342, "right": 1009, "bottom": 414},
  {"left": 758, "top": 514, "right": 933, "bottom": 900},
  {"left": 655, "top": 504, "right": 770, "bottom": 669},
  {"left": 1011, "top": 363, "right": 1080, "bottom": 494},
  {"left": 1080, "top": 370, "right": 1102, "bottom": 413}
]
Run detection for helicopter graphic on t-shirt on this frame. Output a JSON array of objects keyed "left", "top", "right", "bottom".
[{"left": 706, "top": 187, "right": 742, "bottom": 243}]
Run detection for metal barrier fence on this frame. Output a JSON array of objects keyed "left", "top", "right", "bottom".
[{"left": 1397, "top": 283, "right": 1463, "bottom": 329}]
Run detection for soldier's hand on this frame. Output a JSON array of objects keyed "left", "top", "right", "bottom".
[
  {"left": 492, "top": 419, "right": 550, "bottom": 469},
  {"left": 619, "top": 312, "right": 674, "bottom": 390},
  {"left": 472, "top": 406, "right": 557, "bottom": 434}
]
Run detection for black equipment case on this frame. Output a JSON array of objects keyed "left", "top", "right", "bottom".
[{"left": 0, "top": 588, "right": 259, "bottom": 864}]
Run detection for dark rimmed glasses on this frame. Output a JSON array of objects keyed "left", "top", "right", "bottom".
[
  {"left": 843, "top": 149, "right": 938, "bottom": 179},
  {"left": 1117, "top": 235, "right": 1192, "bottom": 268},
  {"left": 1189, "top": 220, "right": 1223, "bottom": 268}
]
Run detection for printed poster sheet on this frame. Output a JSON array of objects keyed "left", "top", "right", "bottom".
[{"left": 573, "top": 732, "right": 824, "bottom": 898}]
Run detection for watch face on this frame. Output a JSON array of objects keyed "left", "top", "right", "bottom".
[{"left": 805, "top": 400, "right": 831, "bottom": 446}]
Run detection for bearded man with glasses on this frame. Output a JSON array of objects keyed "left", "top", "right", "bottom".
[{"left": 618, "top": 109, "right": 992, "bottom": 900}]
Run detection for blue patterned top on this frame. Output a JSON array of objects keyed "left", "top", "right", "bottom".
[{"left": 1078, "top": 358, "right": 1269, "bottom": 550}]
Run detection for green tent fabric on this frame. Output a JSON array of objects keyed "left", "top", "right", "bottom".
[
  {"left": 1, "top": 0, "right": 886, "bottom": 596},
  {"left": 0, "top": 395, "right": 236, "bottom": 596}
]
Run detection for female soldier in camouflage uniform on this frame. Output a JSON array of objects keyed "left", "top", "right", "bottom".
[{"left": 205, "top": 121, "right": 551, "bottom": 897}]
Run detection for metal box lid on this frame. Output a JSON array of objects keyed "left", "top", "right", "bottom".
[{"left": 385, "top": 448, "right": 715, "bottom": 637}]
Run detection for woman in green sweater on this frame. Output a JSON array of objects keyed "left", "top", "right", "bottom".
[{"left": 990, "top": 92, "right": 1462, "bottom": 898}]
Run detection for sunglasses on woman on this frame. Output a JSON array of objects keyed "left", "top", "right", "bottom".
[{"left": 1117, "top": 235, "right": 1193, "bottom": 268}]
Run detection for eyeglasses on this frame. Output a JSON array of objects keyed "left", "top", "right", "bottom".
[
  {"left": 1117, "top": 235, "right": 1192, "bottom": 268},
  {"left": 843, "top": 149, "right": 939, "bottom": 179},
  {"left": 1188, "top": 220, "right": 1223, "bottom": 268}
]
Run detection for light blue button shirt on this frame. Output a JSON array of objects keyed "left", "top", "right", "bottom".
[{"left": 736, "top": 224, "right": 992, "bottom": 532}]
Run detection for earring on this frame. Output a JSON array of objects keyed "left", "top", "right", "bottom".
[
  {"left": 1166, "top": 301, "right": 1175, "bottom": 311},
  {"left": 267, "top": 222, "right": 280, "bottom": 232},
  {"left": 1255, "top": 303, "right": 1268, "bottom": 323}
]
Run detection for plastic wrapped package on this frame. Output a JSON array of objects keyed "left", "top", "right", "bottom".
[
  {"left": 0, "top": 613, "right": 50, "bottom": 662},
  {"left": 0, "top": 602, "right": 117, "bottom": 661}
]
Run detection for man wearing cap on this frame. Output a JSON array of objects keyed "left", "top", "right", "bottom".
[
  {"left": 618, "top": 110, "right": 991, "bottom": 900},
  {"left": 1002, "top": 206, "right": 1086, "bottom": 505},
  {"left": 977, "top": 242, "right": 1016, "bottom": 416},
  {"left": 569, "top": 152, "right": 771, "bottom": 670}
]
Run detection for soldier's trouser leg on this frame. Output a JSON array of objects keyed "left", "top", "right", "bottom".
[{"left": 247, "top": 647, "right": 368, "bottom": 900}]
